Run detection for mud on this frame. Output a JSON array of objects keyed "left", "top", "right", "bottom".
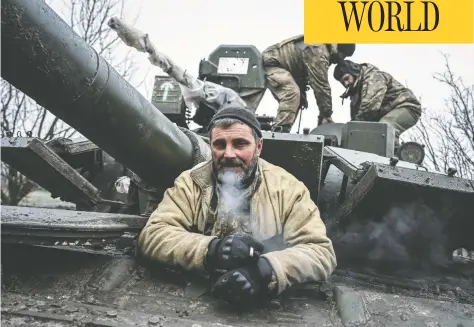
[
  {"left": 2, "top": 243, "right": 474, "bottom": 327},
  {"left": 1, "top": 244, "right": 335, "bottom": 326}
]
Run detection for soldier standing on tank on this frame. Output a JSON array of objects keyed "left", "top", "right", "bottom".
[
  {"left": 333, "top": 60, "right": 422, "bottom": 149},
  {"left": 247, "top": 36, "right": 356, "bottom": 133}
]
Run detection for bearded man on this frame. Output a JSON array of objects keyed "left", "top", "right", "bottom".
[{"left": 138, "top": 105, "right": 336, "bottom": 304}]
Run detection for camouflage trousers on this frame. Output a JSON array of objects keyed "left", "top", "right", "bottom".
[
  {"left": 245, "top": 45, "right": 330, "bottom": 131},
  {"left": 240, "top": 90, "right": 266, "bottom": 113},
  {"left": 243, "top": 65, "right": 301, "bottom": 130},
  {"left": 263, "top": 66, "right": 301, "bottom": 129},
  {"left": 379, "top": 106, "right": 421, "bottom": 146}
]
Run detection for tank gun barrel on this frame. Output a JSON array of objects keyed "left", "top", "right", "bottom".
[{"left": 1, "top": 0, "right": 210, "bottom": 187}]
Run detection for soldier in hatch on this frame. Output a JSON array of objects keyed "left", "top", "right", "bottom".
[
  {"left": 248, "top": 36, "right": 356, "bottom": 132},
  {"left": 138, "top": 105, "right": 336, "bottom": 304},
  {"left": 333, "top": 60, "right": 422, "bottom": 149}
]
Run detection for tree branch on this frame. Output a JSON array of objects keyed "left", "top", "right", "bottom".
[{"left": 404, "top": 54, "right": 473, "bottom": 180}]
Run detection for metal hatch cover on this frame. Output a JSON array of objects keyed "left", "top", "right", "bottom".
[{"left": 260, "top": 131, "right": 324, "bottom": 205}]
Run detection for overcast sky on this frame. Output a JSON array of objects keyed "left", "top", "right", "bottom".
[{"left": 54, "top": 0, "right": 474, "bottom": 133}]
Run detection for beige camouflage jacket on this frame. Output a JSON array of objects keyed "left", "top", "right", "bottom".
[
  {"left": 138, "top": 158, "right": 337, "bottom": 295},
  {"left": 349, "top": 63, "right": 422, "bottom": 121},
  {"left": 263, "top": 35, "right": 338, "bottom": 118}
]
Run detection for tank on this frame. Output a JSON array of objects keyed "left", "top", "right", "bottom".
[{"left": 1, "top": 0, "right": 474, "bottom": 325}]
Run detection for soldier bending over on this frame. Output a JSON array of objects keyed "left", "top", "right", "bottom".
[
  {"left": 248, "top": 36, "right": 355, "bottom": 132},
  {"left": 333, "top": 60, "right": 422, "bottom": 149},
  {"left": 138, "top": 105, "right": 336, "bottom": 304}
]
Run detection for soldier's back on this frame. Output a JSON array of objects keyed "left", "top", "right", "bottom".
[{"left": 262, "top": 35, "right": 306, "bottom": 77}]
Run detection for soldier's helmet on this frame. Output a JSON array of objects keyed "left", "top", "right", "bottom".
[
  {"left": 331, "top": 44, "right": 356, "bottom": 64},
  {"left": 336, "top": 44, "right": 356, "bottom": 57}
]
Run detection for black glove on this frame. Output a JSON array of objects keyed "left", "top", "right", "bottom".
[
  {"left": 212, "top": 257, "right": 273, "bottom": 303},
  {"left": 206, "top": 232, "right": 265, "bottom": 271},
  {"left": 297, "top": 84, "right": 309, "bottom": 111},
  {"left": 317, "top": 116, "right": 323, "bottom": 126}
]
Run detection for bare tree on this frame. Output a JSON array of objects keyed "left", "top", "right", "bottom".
[
  {"left": 406, "top": 54, "right": 474, "bottom": 180},
  {"left": 1, "top": 0, "right": 142, "bottom": 205}
]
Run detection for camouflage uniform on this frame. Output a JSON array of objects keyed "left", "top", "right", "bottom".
[
  {"left": 247, "top": 36, "right": 338, "bottom": 130},
  {"left": 347, "top": 63, "right": 422, "bottom": 144}
]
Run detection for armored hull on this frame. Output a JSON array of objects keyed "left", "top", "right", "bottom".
[{"left": 1, "top": 0, "right": 473, "bottom": 325}]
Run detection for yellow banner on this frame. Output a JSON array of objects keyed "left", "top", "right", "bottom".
[{"left": 304, "top": 0, "right": 474, "bottom": 43}]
